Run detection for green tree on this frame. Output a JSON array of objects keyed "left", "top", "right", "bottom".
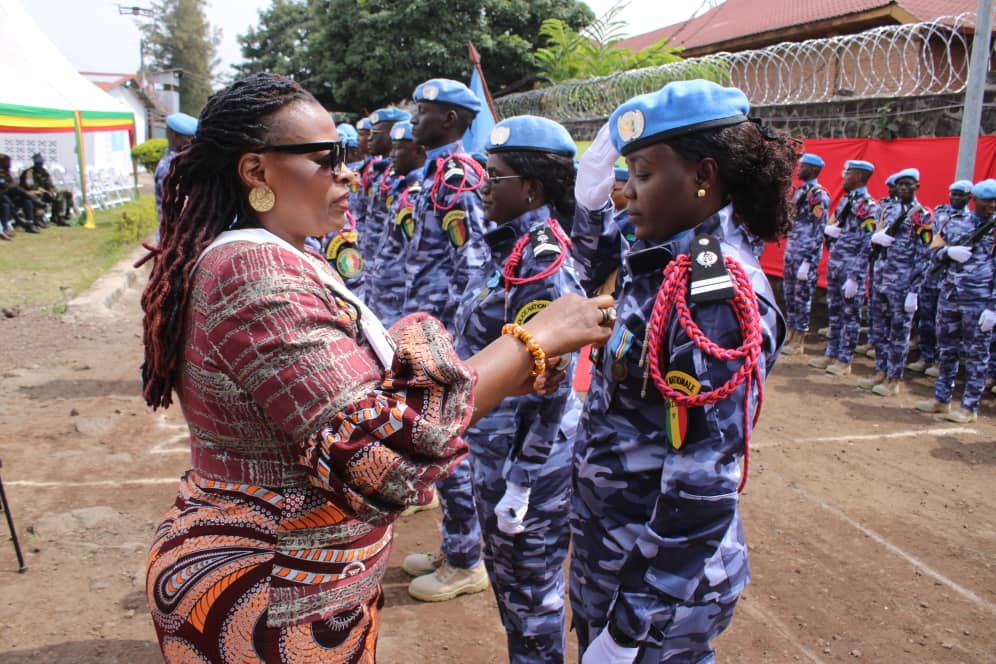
[
  {"left": 142, "top": 0, "right": 220, "bottom": 115},
  {"left": 536, "top": 0, "right": 684, "bottom": 84},
  {"left": 235, "top": 0, "right": 594, "bottom": 111}
]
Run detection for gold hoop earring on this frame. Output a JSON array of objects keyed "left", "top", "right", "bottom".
[
  {"left": 696, "top": 188, "right": 707, "bottom": 199},
  {"left": 249, "top": 185, "right": 276, "bottom": 213}
]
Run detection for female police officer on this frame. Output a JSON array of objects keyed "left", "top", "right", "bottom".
[{"left": 570, "top": 80, "right": 791, "bottom": 663}]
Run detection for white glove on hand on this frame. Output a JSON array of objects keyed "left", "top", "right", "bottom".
[
  {"left": 824, "top": 224, "right": 843, "bottom": 239},
  {"left": 979, "top": 309, "right": 996, "bottom": 333},
  {"left": 945, "top": 245, "right": 972, "bottom": 263},
  {"left": 871, "top": 230, "right": 895, "bottom": 247},
  {"left": 904, "top": 292, "right": 918, "bottom": 313},
  {"left": 575, "top": 124, "right": 620, "bottom": 211},
  {"left": 494, "top": 483, "right": 531, "bottom": 535},
  {"left": 582, "top": 627, "right": 640, "bottom": 664},
  {"left": 843, "top": 278, "right": 859, "bottom": 299},
  {"left": 796, "top": 261, "right": 810, "bottom": 280}
]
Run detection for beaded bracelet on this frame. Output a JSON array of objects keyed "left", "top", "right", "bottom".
[{"left": 501, "top": 323, "right": 547, "bottom": 376}]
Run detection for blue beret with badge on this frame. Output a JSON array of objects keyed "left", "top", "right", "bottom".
[
  {"left": 972, "top": 178, "right": 996, "bottom": 199},
  {"left": 166, "top": 112, "right": 198, "bottom": 136},
  {"left": 390, "top": 120, "right": 414, "bottom": 142},
  {"left": 950, "top": 179, "right": 973, "bottom": 192},
  {"left": 608, "top": 79, "right": 750, "bottom": 156},
  {"left": 845, "top": 159, "right": 875, "bottom": 173},
  {"left": 614, "top": 166, "right": 629, "bottom": 181},
  {"left": 885, "top": 172, "right": 899, "bottom": 186},
  {"left": 356, "top": 118, "right": 372, "bottom": 131},
  {"left": 369, "top": 107, "right": 411, "bottom": 125},
  {"left": 413, "top": 78, "right": 481, "bottom": 115},
  {"left": 337, "top": 123, "right": 358, "bottom": 147},
  {"left": 485, "top": 115, "right": 576, "bottom": 157},
  {"left": 894, "top": 167, "right": 920, "bottom": 183},
  {"left": 800, "top": 153, "right": 825, "bottom": 168}
]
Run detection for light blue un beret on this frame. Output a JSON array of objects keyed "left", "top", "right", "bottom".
[
  {"left": 608, "top": 80, "right": 750, "bottom": 156},
  {"left": 950, "top": 179, "right": 973, "bottom": 193},
  {"left": 356, "top": 118, "right": 372, "bottom": 131},
  {"left": 413, "top": 78, "right": 481, "bottom": 115},
  {"left": 885, "top": 172, "right": 899, "bottom": 186},
  {"left": 166, "top": 112, "right": 198, "bottom": 136},
  {"left": 800, "top": 153, "right": 825, "bottom": 168},
  {"left": 390, "top": 120, "right": 414, "bottom": 142},
  {"left": 845, "top": 160, "right": 875, "bottom": 173},
  {"left": 337, "top": 123, "right": 358, "bottom": 148},
  {"left": 614, "top": 166, "right": 629, "bottom": 181},
  {"left": 894, "top": 168, "right": 920, "bottom": 183},
  {"left": 369, "top": 108, "right": 411, "bottom": 125},
  {"left": 972, "top": 178, "right": 996, "bottom": 199},
  {"left": 486, "top": 115, "right": 576, "bottom": 157}
]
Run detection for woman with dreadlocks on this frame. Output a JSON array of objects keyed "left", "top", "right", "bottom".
[
  {"left": 140, "top": 73, "right": 613, "bottom": 663},
  {"left": 569, "top": 80, "right": 791, "bottom": 663}
]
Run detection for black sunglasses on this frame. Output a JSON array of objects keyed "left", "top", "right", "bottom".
[{"left": 259, "top": 141, "right": 346, "bottom": 171}]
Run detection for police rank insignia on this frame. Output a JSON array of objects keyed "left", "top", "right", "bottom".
[
  {"left": 689, "top": 235, "right": 735, "bottom": 303},
  {"left": 617, "top": 110, "right": 645, "bottom": 142},
  {"left": 664, "top": 370, "right": 701, "bottom": 449},
  {"left": 514, "top": 300, "right": 551, "bottom": 325},
  {"left": 443, "top": 210, "right": 468, "bottom": 247},
  {"left": 530, "top": 226, "right": 561, "bottom": 257}
]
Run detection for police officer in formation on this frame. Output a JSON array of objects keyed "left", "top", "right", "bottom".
[
  {"left": 451, "top": 115, "right": 583, "bottom": 663},
  {"left": 860, "top": 168, "right": 933, "bottom": 396},
  {"left": 570, "top": 80, "right": 788, "bottom": 663},
  {"left": 781, "top": 153, "right": 830, "bottom": 355},
  {"left": 360, "top": 107, "right": 411, "bottom": 277},
  {"left": 809, "top": 160, "right": 880, "bottom": 376}
]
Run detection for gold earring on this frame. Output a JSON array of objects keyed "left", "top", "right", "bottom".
[
  {"left": 696, "top": 188, "right": 707, "bottom": 198},
  {"left": 249, "top": 185, "right": 275, "bottom": 213}
]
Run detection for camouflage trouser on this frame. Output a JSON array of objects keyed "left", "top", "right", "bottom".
[
  {"left": 917, "top": 283, "right": 941, "bottom": 364},
  {"left": 824, "top": 266, "right": 864, "bottom": 363},
  {"left": 933, "top": 296, "right": 991, "bottom": 412},
  {"left": 436, "top": 456, "right": 482, "bottom": 568},
  {"left": 781, "top": 254, "right": 820, "bottom": 332},
  {"left": 468, "top": 428, "right": 572, "bottom": 664},
  {"left": 869, "top": 285, "right": 916, "bottom": 379}
]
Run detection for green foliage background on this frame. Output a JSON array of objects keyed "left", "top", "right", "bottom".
[
  {"left": 131, "top": 139, "right": 168, "bottom": 173},
  {"left": 143, "top": 0, "right": 220, "bottom": 115}
]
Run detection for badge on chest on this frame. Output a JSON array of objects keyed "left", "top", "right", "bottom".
[{"left": 664, "top": 370, "right": 701, "bottom": 449}]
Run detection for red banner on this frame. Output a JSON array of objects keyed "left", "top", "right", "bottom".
[{"left": 760, "top": 135, "right": 996, "bottom": 287}]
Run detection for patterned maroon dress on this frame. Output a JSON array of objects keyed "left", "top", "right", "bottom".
[{"left": 146, "top": 241, "right": 475, "bottom": 663}]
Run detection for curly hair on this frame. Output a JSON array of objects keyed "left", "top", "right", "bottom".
[
  {"left": 140, "top": 73, "right": 316, "bottom": 409},
  {"left": 665, "top": 121, "right": 799, "bottom": 242},
  {"left": 495, "top": 150, "right": 577, "bottom": 224}
]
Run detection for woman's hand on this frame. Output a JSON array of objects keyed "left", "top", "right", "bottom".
[{"left": 524, "top": 293, "right": 615, "bottom": 359}]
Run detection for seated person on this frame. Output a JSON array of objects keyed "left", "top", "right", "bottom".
[
  {"left": 20, "top": 153, "right": 74, "bottom": 226},
  {"left": 0, "top": 154, "right": 39, "bottom": 234}
]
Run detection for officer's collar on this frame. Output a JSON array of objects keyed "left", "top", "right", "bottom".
[
  {"left": 484, "top": 205, "right": 552, "bottom": 255},
  {"left": 422, "top": 141, "right": 465, "bottom": 175},
  {"left": 626, "top": 204, "right": 738, "bottom": 276},
  {"left": 848, "top": 186, "right": 869, "bottom": 198},
  {"left": 404, "top": 167, "right": 422, "bottom": 184},
  {"left": 803, "top": 178, "right": 818, "bottom": 187}
]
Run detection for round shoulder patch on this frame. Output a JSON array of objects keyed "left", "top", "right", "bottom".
[
  {"left": 336, "top": 246, "right": 364, "bottom": 279},
  {"left": 490, "top": 125, "right": 511, "bottom": 146},
  {"left": 423, "top": 84, "right": 439, "bottom": 101},
  {"left": 617, "top": 110, "right": 645, "bottom": 143},
  {"left": 514, "top": 300, "right": 551, "bottom": 325}
]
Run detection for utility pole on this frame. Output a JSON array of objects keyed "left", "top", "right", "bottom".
[{"left": 956, "top": 0, "right": 994, "bottom": 180}]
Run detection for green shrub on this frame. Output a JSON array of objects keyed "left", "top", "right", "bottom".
[
  {"left": 108, "top": 195, "right": 158, "bottom": 247},
  {"left": 132, "top": 138, "right": 168, "bottom": 172}
]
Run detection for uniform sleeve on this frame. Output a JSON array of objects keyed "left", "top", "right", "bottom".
[
  {"left": 802, "top": 190, "right": 831, "bottom": 260},
  {"left": 571, "top": 201, "right": 623, "bottom": 296},
  {"left": 847, "top": 200, "right": 878, "bottom": 281},
  {"left": 908, "top": 208, "right": 934, "bottom": 294},
  {"left": 204, "top": 246, "right": 475, "bottom": 527},
  {"left": 502, "top": 269, "right": 576, "bottom": 488},
  {"left": 608, "top": 301, "right": 753, "bottom": 643},
  {"left": 442, "top": 190, "right": 490, "bottom": 329}
]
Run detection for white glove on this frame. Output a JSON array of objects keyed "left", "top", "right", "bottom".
[
  {"left": 904, "top": 292, "right": 918, "bottom": 313},
  {"left": 979, "top": 309, "right": 996, "bottom": 333},
  {"left": 843, "top": 278, "right": 859, "bottom": 299},
  {"left": 575, "top": 124, "right": 620, "bottom": 211},
  {"left": 796, "top": 261, "right": 810, "bottom": 280},
  {"left": 824, "top": 224, "right": 842, "bottom": 239},
  {"left": 945, "top": 245, "right": 972, "bottom": 263},
  {"left": 582, "top": 626, "right": 640, "bottom": 664},
  {"left": 494, "top": 483, "right": 531, "bottom": 535},
  {"left": 871, "top": 230, "right": 895, "bottom": 247}
]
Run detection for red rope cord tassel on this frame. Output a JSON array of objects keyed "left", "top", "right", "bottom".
[
  {"left": 645, "top": 255, "right": 764, "bottom": 492},
  {"left": 429, "top": 155, "right": 484, "bottom": 211},
  {"left": 502, "top": 218, "right": 573, "bottom": 292}
]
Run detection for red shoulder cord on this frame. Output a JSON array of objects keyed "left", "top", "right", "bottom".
[
  {"left": 379, "top": 167, "right": 397, "bottom": 195},
  {"left": 429, "top": 154, "right": 484, "bottom": 211},
  {"left": 644, "top": 254, "right": 764, "bottom": 492},
  {"left": 340, "top": 210, "right": 356, "bottom": 234},
  {"left": 399, "top": 184, "right": 417, "bottom": 210},
  {"left": 502, "top": 218, "right": 572, "bottom": 292}
]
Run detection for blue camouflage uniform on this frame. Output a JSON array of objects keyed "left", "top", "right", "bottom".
[
  {"left": 453, "top": 204, "right": 583, "bottom": 663},
  {"left": 931, "top": 207, "right": 996, "bottom": 413},
  {"left": 782, "top": 175, "right": 830, "bottom": 332},
  {"left": 868, "top": 180, "right": 933, "bottom": 379},
  {"left": 571, "top": 203, "right": 784, "bottom": 662},
  {"left": 919, "top": 200, "right": 971, "bottom": 365},
  {"left": 823, "top": 183, "right": 880, "bottom": 364},
  {"left": 370, "top": 170, "right": 420, "bottom": 327}
]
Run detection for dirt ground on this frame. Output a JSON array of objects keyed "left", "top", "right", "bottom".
[{"left": 1, "top": 273, "right": 994, "bottom": 664}]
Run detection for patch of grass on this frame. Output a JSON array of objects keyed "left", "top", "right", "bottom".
[{"left": 0, "top": 195, "right": 157, "bottom": 311}]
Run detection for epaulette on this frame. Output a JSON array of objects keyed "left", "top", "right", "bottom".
[
  {"left": 442, "top": 157, "right": 465, "bottom": 182},
  {"left": 530, "top": 224, "right": 561, "bottom": 258},
  {"left": 689, "top": 234, "right": 735, "bottom": 303},
  {"left": 626, "top": 245, "right": 672, "bottom": 276}
]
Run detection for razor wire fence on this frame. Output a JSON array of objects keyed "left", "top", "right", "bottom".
[{"left": 496, "top": 13, "right": 987, "bottom": 122}]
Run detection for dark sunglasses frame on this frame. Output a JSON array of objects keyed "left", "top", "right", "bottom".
[{"left": 258, "top": 141, "right": 347, "bottom": 170}]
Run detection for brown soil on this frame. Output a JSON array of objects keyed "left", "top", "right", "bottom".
[{"left": 0, "top": 279, "right": 994, "bottom": 664}]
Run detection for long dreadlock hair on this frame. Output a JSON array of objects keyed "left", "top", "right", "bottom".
[{"left": 140, "top": 73, "right": 316, "bottom": 409}]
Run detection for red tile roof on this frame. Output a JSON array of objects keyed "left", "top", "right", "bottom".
[{"left": 616, "top": 0, "right": 979, "bottom": 53}]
